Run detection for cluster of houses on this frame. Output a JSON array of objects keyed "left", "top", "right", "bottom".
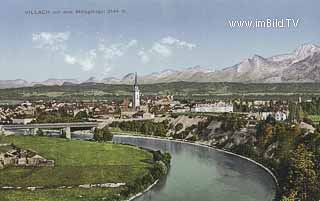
[
  {"left": 0, "top": 144, "right": 54, "bottom": 169},
  {"left": 256, "top": 111, "right": 288, "bottom": 121},
  {"left": 0, "top": 96, "right": 293, "bottom": 125}
]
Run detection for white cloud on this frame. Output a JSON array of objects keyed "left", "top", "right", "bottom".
[
  {"left": 138, "top": 49, "right": 150, "bottom": 64},
  {"left": 143, "top": 36, "right": 196, "bottom": 63},
  {"left": 64, "top": 55, "right": 76, "bottom": 64},
  {"left": 79, "top": 49, "right": 97, "bottom": 71},
  {"left": 32, "top": 32, "right": 70, "bottom": 51},
  {"left": 64, "top": 49, "right": 97, "bottom": 71},
  {"left": 160, "top": 36, "right": 177, "bottom": 45},
  {"left": 127, "top": 40, "right": 138, "bottom": 48},
  {"left": 98, "top": 39, "right": 138, "bottom": 70},
  {"left": 99, "top": 40, "right": 137, "bottom": 59},
  {"left": 103, "top": 66, "right": 112, "bottom": 76},
  {"left": 32, "top": 32, "right": 99, "bottom": 72},
  {"left": 161, "top": 36, "right": 196, "bottom": 50},
  {"left": 150, "top": 42, "right": 172, "bottom": 57}
]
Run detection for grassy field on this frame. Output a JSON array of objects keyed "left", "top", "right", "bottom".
[{"left": 0, "top": 135, "right": 153, "bottom": 201}]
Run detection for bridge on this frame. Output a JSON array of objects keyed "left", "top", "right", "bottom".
[{"left": 0, "top": 122, "right": 100, "bottom": 139}]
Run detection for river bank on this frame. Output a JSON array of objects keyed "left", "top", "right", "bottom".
[{"left": 113, "top": 134, "right": 277, "bottom": 201}]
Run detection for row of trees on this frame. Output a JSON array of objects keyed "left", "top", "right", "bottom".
[
  {"left": 110, "top": 120, "right": 169, "bottom": 137},
  {"left": 301, "top": 97, "right": 320, "bottom": 115},
  {"left": 33, "top": 110, "right": 90, "bottom": 123},
  {"left": 251, "top": 121, "right": 320, "bottom": 201},
  {"left": 288, "top": 98, "right": 320, "bottom": 123}
]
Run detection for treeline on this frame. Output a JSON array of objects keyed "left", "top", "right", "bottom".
[
  {"left": 231, "top": 121, "right": 320, "bottom": 201},
  {"left": 32, "top": 111, "right": 89, "bottom": 123},
  {"left": 122, "top": 150, "right": 171, "bottom": 198},
  {"left": 110, "top": 120, "right": 169, "bottom": 137},
  {"left": 2, "top": 82, "right": 320, "bottom": 101}
]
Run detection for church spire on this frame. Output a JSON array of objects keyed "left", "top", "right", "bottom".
[
  {"left": 134, "top": 72, "right": 138, "bottom": 86},
  {"left": 133, "top": 72, "right": 140, "bottom": 110}
]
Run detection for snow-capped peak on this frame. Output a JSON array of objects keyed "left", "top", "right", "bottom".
[
  {"left": 294, "top": 43, "right": 320, "bottom": 58},
  {"left": 251, "top": 54, "right": 267, "bottom": 64}
]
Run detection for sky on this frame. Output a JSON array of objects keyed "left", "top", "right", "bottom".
[{"left": 0, "top": 0, "right": 320, "bottom": 81}]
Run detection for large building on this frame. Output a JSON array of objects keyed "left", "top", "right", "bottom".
[
  {"left": 133, "top": 72, "right": 140, "bottom": 110},
  {"left": 191, "top": 102, "right": 234, "bottom": 113}
]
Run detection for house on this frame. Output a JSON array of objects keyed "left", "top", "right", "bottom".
[
  {"left": 257, "top": 111, "right": 288, "bottom": 121},
  {"left": 28, "top": 155, "right": 46, "bottom": 166},
  {"left": 3, "top": 156, "right": 17, "bottom": 166},
  {"left": 0, "top": 146, "right": 55, "bottom": 168},
  {"left": 12, "top": 118, "right": 34, "bottom": 125},
  {"left": 0, "top": 153, "right": 4, "bottom": 161},
  {"left": 275, "top": 111, "right": 287, "bottom": 121},
  {"left": 143, "top": 112, "right": 155, "bottom": 119},
  {"left": 17, "top": 157, "right": 27, "bottom": 166},
  {"left": 191, "top": 102, "right": 233, "bottom": 113}
]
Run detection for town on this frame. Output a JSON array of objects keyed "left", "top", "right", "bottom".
[{"left": 0, "top": 73, "right": 306, "bottom": 127}]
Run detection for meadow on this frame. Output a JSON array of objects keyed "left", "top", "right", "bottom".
[{"left": 0, "top": 135, "right": 153, "bottom": 201}]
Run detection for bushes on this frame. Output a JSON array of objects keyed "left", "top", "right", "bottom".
[
  {"left": 93, "top": 126, "right": 113, "bottom": 142},
  {"left": 162, "top": 153, "right": 172, "bottom": 167},
  {"left": 152, "top": 161, "right": 168, "bottom": 179},
  {"left": 150, "top": 151, "right": 171, "bottom": 179},
  {"left": 122, "top": 150, "right": 171, "bottom": 198}
]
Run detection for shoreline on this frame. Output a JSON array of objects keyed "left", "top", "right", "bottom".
[
  {"left": 126, "top": 179, "right": 159, "bottom": 201},
  {"left": 114, "top": 134, "right": 279, "bottom": 191}
]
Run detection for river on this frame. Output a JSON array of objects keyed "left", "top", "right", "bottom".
[{"left": 113, "top": 135, "right": 276, "bottom": 201}]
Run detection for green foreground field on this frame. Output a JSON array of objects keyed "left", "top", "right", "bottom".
[{"left": 0, "top": 136, "right": 153, "bottom": 201}]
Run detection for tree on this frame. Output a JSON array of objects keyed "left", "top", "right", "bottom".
[
  {"left": 175, "top": 123, "right": 183, "bottom": 133},
  {"left": 74, "top": 111, "right": 88, "bottom": 120},
  {"left": 281, "top": 191, "right": 298, "bottom": 201},
  {"left": 36, "top": 129, "right": 44, "bottom": 136},
  {"left": 152, "top": 161, "right": 167, "bottom": 179},
  {"left": 286, "top": 144, "right": 318, "bottom": 201},
  {"left": 93, "top": 126, "right": 113, "bottom": 142}
]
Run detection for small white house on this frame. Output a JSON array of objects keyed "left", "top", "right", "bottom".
[
  {"left": 12, "top": 118, "right": 34, "bottom": 125},
  {"left": 275, "top": 111, "right": 287, "bottom": 121},
  {"left": 143, "top": 112, "right": 155, "bottom": 119}
]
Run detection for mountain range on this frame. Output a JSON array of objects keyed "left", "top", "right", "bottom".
[{"left": 1, "top": 44, "right": 320, "bottom": 89}]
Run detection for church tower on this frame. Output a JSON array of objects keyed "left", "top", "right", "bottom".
[{"left": 133, "top": 72, "right": 140, "bottom": 110}]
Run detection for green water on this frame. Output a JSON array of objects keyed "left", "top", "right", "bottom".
[{"left": 113, "top": 136, "right": 276, "bottom": 201}]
